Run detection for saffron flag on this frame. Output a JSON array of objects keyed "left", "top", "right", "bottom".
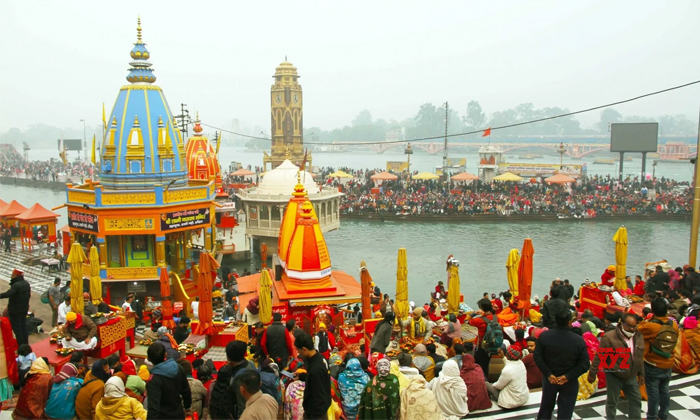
[
  {"left": 482, "top": 128, "right": 492, "bottom": 137},
  {"left": 91, "top": 134, "right": 96, "bottom": 165},
  {"left": 102, "top": 103, "right": 107, "bottom": 131}
]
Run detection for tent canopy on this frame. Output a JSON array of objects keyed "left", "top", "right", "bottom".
[
  {"left": 231, "top": 168, "right": 255, "bottom": 176},
  {"left": 328, "top": 170, "right": 354, "bottom": 178},
  {"left": 545, "top": 173, "right": 576, "bottom": 184},
  {"left": 15, "top": 203, "right": 60, "bottom": 221},
  {"left": 412, "top": 172, "right": 439, "bottom": 180},
  {"left": 450, "top": 172, "right": 479, "bottom": 181},
  {"left": 370, "top": 171, "right": 398, "bottom": 181},
  {"left": 0, "top": 200, "right": 27, "bottom": 217},
  {"left": 493, "top": 172, "right": 523, "bottom": 182}
]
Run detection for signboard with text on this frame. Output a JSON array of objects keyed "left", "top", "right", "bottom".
[
  {"left": 68, "top": 211, "right": 99, "bottom": 232},
  {"left": 498, "top": 162, "right": 587, "bottom": 177},
  {"left": 386, "top": 161, "right": 409, "bottom": 172},
  {"left": 160, "top": 208, "right": 211, "bottom": 231}
]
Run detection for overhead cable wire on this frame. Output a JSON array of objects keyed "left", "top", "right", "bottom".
[{"left": 198, "top": 79, "right": 700, "bottom": 146}]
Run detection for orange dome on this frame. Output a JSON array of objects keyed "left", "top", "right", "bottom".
[
  {"left": 184, "top": 116, "right": 223, "bottom": 194},
  {"left": 284, "top": 200, "right": 331, "bottom": 286}
]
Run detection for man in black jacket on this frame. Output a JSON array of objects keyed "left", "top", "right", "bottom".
[
  {"left": 0, "top": 269, "right": 31, "bottom": 345},
  {"left": 146, "top": 342, "right": 192, "bottom": 420},
  {"left": 226, "top": 340, "right": 255, "bottom": 419},
  {"left": 261, "top": 312, "right": 294, "bottom": 366},
  {"left": 173, "top": 316, "right": 190, "bottom": 344},
  {"left": 295, "top": 332, "right": 330, "bottom": 420},
  {"left": 539, "top": 286, "right": 568, "bottom": 328},
  {"left": 648, "top": 265, "right": 670, "bottom": 295},
  {"left": 534, "top": 310, "right": 590, "bottom": 420}
]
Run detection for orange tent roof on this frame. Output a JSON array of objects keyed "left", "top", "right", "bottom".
[
  {"left": 0, "top": 200, "right": 27, "bottom": 218},
  {"left": 450, "top": 172, "right": 479, "bottom": 181},
  {"left": 15, "top": 203, "right": 60, "bottom": 221},
  {"left": 370, "top": 171, "right": 398, "bottom": 181},
  {"left": 0, "top": 199, "right": 7, "bottom": 209},
  {"left": 545, "top": 173, "right": 576, "bottom": 184},
  {"left": 59, "top": 225, "right": 70, "bottom": 233},
  {"left": 231, "top": 168, "right": 255, "bottom": 176}
]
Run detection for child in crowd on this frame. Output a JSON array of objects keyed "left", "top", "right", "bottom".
[{"left": 16, "top": 344, "right": 35, "bottom": 387}]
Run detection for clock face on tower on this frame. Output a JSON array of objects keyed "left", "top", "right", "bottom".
[
  {"left": 275, "top": 93, "right": 282, "bottom": 104},
  {"left": 293, "top": 94, "right": 299, "bottom": 104}
]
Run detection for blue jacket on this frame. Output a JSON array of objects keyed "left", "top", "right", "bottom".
[{"left": 45, "top": 377, "right": 83, "bottom": 420}]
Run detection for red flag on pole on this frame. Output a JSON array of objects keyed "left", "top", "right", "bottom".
[
  {"left": 300, "top": 148, "right": 308, "bottom": 171},
  {"left": 482, "top": 128, "right": 492, "bottom": 137}
]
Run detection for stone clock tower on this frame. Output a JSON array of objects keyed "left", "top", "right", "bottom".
[{"left": 263, "top": 59, "right": 311, "bottom": 170}]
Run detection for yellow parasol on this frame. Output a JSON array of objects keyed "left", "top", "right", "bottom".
[
  {"left": 493, "top": 172, "right": 523, "bottom": 182},
  {"left": 447, "top": 258, "right": 460, "bottom": 314},
  {"left": 89, "top": 246, "right": 102, "bottom": 305},
  {"left": 395, "top": 248, "right": 409, "bottom": 320},
  {"left": 412, "top": 172, "right": 440, "bottom": 180},
  {"left": 613, "top": 226, "right": 628, "bottom": 291},
  {"left": 506, "top": 248, "right": 520, "bottom": 298},
  {"left": 67, "top": 242, "right": 86, "bottom": 314},
  {"left": 328, "top": 170, "right": 354, "bottom": 178},
  {"left": 259, "top": 268, "right": 273, "bottom": 325}
]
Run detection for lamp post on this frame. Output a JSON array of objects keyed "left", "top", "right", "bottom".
[
  {"left": 557, "top": 142, "right": 567, "bottom": 168},
  {"left": 80, "top": 119, "right": 86, "bottom": 162},
  {"left": 404, "top": 143, "right": 413, "bottom": 173}
]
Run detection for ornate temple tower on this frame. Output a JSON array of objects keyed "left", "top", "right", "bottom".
[{"left": 263, "top": 59, "right": 311, "bottom": 171}]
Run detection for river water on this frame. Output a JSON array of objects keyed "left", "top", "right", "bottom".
[{"left": 4, "top": 148, "right": 698, "bottom": 305}]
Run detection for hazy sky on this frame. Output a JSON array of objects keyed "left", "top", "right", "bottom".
[{"left": 1, "top": 1, "right": 699, "bottom": 134}]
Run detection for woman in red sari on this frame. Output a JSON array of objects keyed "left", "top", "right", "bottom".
[
  {"left": 459, "top": 353, "right": 492, "bottom": 411},
  {"left": 12, "top": 358, "right": 52, "bottom": 420}
]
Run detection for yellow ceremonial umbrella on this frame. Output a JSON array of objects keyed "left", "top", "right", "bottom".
[
  {"left": 395, "top": 248, "right": 409, "bottom": 320},
  {"left": 613, "top": 226, "right": 628, "bottom": 291},
  {"left": 328, "top": 170, "right": 354, "bottom": 178},
  {"left": 67, "top": 242, "right": 86, "bottom": 314},
  {"left": 89, "top": 246, "right": 102, "bottom": 305},
  {"left": 412, "top": 172, "right": 440, "bottom": 180},
  {"left": 506, "top": 248, "right": 520, "bottom": 298},
  {"left": 259, "top": 268, "right": 273, "bottom": 325},
  {"left": 447, "top": 260, "right": 461, "bottom": 314},
  {"left": 493, "top": 172, "right": 523, "bottom": 182}
]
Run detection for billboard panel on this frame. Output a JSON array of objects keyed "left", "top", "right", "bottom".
[
  {"left": 57, "top": 139, "right": 83, "bottom": 151},
  {"left": 610, "top": 123, "right": 658, "bottom": 153},
  {"left": 498, "top": 162, "right": 587, "bottom": 177},
  {"left": 386, "top": 161, "right": 408, "bottom": 172}
]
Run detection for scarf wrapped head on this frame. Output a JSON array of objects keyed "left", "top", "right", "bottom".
[
  {"left": 66, "top": 312, "right": 84, "bottom": 329},
  {"left": 389, "top": 360, "right": 409, "bottom": 390},
  {"left": 377, "top": 358, "right": 391, "bottom": 378},
  {"left": 104, "top": 376, "right": 127, "bottom": 398},
  {"left": 122, "top": 359, "right": 137, "bottom": 376},
  {"left": 53, "top": 362, "right": 77, "bottom": 383},
  {"left": 433, "top": 359, "right": 468, "bottom": 417},
  {"left": 91, "top": 360, "right": 111, "bottom": 382},
  {"left": 138, "top": 365, "right": 150, "bottom": 381},
  {"left": 28, "top": 358, "right": 51, "bottom": 376},
  {"left": 368, "top": 352, "right": 384, "bottom": 376},
  {"left": 343, "top": 358, "right": 365, "bottom": 378},
  {"left": 247, "top": 297, "right": 260, "bottom": 315}
]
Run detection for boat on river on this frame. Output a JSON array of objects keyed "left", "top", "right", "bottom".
[{"left": 593, "top": 159, "right": 615, "bottom": 165}]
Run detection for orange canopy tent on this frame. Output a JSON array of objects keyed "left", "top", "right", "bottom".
[
  {"left": 159, "top": 267, "right": 176, "bottom": 329},
  {"left": 370, "top": 172, "right": 398, "bottom": 181},
  {"left": 450, "top": 172, "right": 479, "bottom": 181},
  {"left": 0, "top": 201, "right": 27, "bottom": 236},
  {"left": 517, "top": 238, "right": 534, "bottom": 318},
  {"left": 545, "top": 173, "right": 576, "bottom": 184},
  {"left": 194, "top": 251, "right": 220, "bottom": 335},
  {"left": 15, "top": 203, "right": 60, "bottom": 250},
  {"left": 0, "top": 199, "right": 7, "bottom": 210},
  {"left": 231, "top": 168, "right": 255, "bottom": 176}
]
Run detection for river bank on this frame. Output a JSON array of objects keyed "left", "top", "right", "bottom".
[
  {"left": 0, "top": 176, "right": 66, "bottom": 191},
  {"left": 340, "top": 212, "right": 692, "bottom": 223}
]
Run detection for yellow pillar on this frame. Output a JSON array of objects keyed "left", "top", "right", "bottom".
[
  {"left": 98, "top": 239, "right": 107, "bottom": 269},
  {"left": 204, "top": 227, "right": 212, "bottom": 253},
  {"left": 156, "top": 236, "right": 166, "bottom": 268}
]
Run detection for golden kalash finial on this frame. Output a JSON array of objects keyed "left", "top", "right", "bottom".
[{"left": 137, "top": 16, "right": 142, "bottom": 43}]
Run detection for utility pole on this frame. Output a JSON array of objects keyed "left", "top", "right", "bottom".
[
  {"left": 689, "top": 102, "right": 700, "bottom": 267},
  {"left": 443, "top": 101, "right": 449, "bottom": 190},
  {"left": 174, "top": 103, "right": 191, "bottom": 139}
]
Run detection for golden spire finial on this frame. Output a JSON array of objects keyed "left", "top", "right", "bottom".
[{"left": 137, "top": 16, "right": 142, "bottom": 42}]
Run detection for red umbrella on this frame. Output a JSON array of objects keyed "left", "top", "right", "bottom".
[
  {"left": 517, "top": 238, "right": 534, "bottom": 318},
  {"left": 194, "top": 251, "right": 220, "bottom": 335},
  {"left": 160, "top": 267, "right": 175, "bottom": 329}
]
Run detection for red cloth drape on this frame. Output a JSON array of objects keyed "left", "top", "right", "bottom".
[
  {"left": 194, "top": 252, "right": 220, "bottom": 335},
  {"left": 1, "top": 317, "right": 18, "bottom": 384},
  {"left": 159, "top": 268, "right": 175, "bottom": 329},
  {"left": 517, "top": 238, "right": 534, "bottom": 318}
]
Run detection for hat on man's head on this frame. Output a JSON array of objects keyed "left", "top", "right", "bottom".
[
  {"left": 65, "top": 312, "right": 77, "bottom": 323},
  {"left": 505, "top": 346, "right": 522, "bottom": 360},
  {"left": 153, "top": 309, "right": 162, "bottom": 318},
  {"left": 11, "top": 269, "right": 23, "bottom": 279},
  {"left": 608, "top": 265, "right": 616, "bottom": 271},
  {"left": 157, "top": 326, "right": 168, "bottom": 337},
  {"left": 319, "top": 323, "right": 326, "bottom": 329}
]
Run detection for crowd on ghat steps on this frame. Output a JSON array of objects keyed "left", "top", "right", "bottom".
[{"left": 1, "top": 260, "right": 700, "bottom": 419}]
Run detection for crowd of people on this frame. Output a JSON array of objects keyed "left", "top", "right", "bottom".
[
  {"left": 0, "top": 152, "right": 93, "bottom": 183},
  {"left": 327, "top": 170, "right": 691, "bottom": 217}
]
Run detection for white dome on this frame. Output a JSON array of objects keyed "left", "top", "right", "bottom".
[{"left": 258, "top": 160, "right": 319, "bottom": 194}]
